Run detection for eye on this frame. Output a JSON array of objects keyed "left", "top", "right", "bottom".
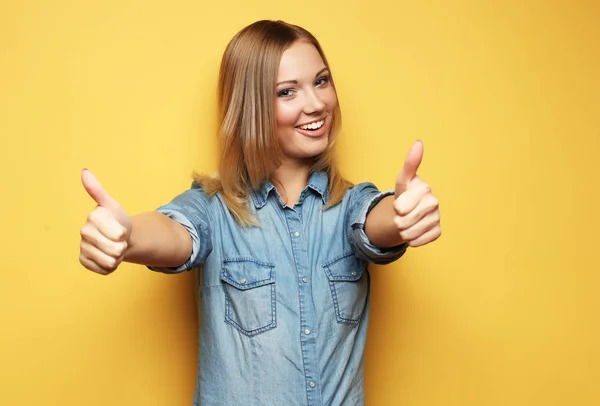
[
  {"left": 277, "top": 89, "right": 295, "bottom": 98},
  {"left": 315, "top": 76, "right": 330, "bottom": 87}
]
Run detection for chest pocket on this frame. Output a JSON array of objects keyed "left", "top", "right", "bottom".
[
  {"left": 323, "top": 253, "right": 369, "bottom": 325},
  {"left": 220, "top": 258, "right": 276, "bottom": 337}
]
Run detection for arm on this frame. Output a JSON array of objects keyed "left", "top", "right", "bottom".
[
  {"left": 364, "top": 195, "right": 405, "bottom": 248},
  {"left": 124, "top": 212, "right": 192, "bottom": 268}
]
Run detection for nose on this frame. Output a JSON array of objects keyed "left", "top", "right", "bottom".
[{"left": 302, "top": 88, "right": 326, "bottom": 115}]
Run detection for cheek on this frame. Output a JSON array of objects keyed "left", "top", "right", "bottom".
[
  {"left": 324, "top": 88, "right": 338, "bottom": 110},
  {"left": 276, "top": 102, "right": 299, "bottom": 127}
]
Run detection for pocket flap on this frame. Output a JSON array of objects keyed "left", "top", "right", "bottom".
[
  {"left": 323, "top": 253, "right": 365, "bottom": 282},
  {"left": 221, "top": 258, "right": 275, "bottom": 290}
]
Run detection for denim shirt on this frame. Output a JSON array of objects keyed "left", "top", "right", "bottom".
[{"left": 149, "top": 171, "right": 407, "bottom": 406}]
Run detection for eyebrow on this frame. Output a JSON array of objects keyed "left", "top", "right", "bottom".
[{"left": 276, "top": 67, "right": 329, "bottom": 87}]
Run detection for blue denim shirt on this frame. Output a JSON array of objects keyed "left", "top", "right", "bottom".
[{"left": 149, "top": 171, "right": 407, "bottom": 406}]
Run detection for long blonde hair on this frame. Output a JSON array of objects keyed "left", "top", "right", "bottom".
[{"left": 195, "top": 20, "right": 352, "bottom": 226}]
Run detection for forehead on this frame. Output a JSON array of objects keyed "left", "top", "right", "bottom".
[{"left": 278, "top": 41, "right": 326, "bottom": 80}]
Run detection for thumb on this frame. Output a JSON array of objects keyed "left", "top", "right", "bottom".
[
  {"left": 81, "top": 169, "right": 120, "bottom": 211},
  {"left": 395, "top": 140, "right": 424, "bottom": 198}
]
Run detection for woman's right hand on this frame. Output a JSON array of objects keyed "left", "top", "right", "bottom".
[{"left": 80, "top": 169, "right": 132, "bottom": 275}]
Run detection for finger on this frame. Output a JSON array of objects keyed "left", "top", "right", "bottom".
[
  {"left": 79, "top": 255, "right": 111, "bottom": 275},
  {"left": 394, "top": 177, "right": 431, "bottom": 215},
  {"left": 80, "top": 240, "right": 122, "bottom": 273},
  {"left": 408, "top": 224, "right": 442, "bottom": 248},
  {"left": 80, "top": 223, "right": 128, "bottom": 258},
  {"left": 86, "top": 207, "right": 128, "bottom": 242},
  {"left": 394, "top": 193, "right": 439, "bottom": 229},
  {"left": 396, "top": 209, "right": 440, "bottom": 242},
  {"left": 395, "top": 140, "right": 424, "bottom": 198},
  {"left": 81, "top": 169, "right": 119, "bottom": 211}
]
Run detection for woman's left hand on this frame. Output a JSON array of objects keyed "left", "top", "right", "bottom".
[{"left": 393, "top": 141, "right": 441, "bottom": 247}]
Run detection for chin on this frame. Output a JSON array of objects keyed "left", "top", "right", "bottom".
[
  {"left": 302, "top": 140, "right": 329, "bottom": 158},
  {"left": 280, "top": 130, "right": 330, "bottom": 161}
]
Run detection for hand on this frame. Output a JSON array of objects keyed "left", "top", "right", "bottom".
[
  {"left": 79, "top": 169, "right": 132, "bottom": 275},
  {"left": 394, "top": 141, "right": 441, "bottom": 247}
]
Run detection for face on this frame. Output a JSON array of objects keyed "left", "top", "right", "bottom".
[{"left": 275, "top": 41, "right": 338, "bottom": 165}]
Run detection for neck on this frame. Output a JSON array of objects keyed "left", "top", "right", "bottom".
[{"left": 270, "top": 158, "right": 313, "bottom": 206}]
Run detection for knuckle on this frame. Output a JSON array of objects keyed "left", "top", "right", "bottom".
[
  {"left": 393, "top": 199, "right": 403, "bottom": 213},
  {"left": 116, "top": 227, "right": 127, "bottom": 241},
  {"left": 80, "top": 223, "right": 93, "bottom": 239},
  {"left": 106, "top": 256, "right": 117, "bottom": 269},
  {"left": 86, "top": 211, "right": 96, "bottom": 223},
  {"left": 114, "top": 241, "right": 127, "bottom": 257},
  {"left": 399, "top": 231, "right": 411, "bottom": 242},
  {"left": 393, "top": 215, "right": 404, "bottom": 230},
  {"left": 103, "top": 256, "right": 120, "bottom": 271}
]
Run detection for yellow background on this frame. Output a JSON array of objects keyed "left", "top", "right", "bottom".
[{"left": 1, "top": 0, "right": 598, "bottom": 404}]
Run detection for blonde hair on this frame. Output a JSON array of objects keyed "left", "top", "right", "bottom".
[{"left": 195, "top": 20, "right": 352, "bottom": 226}]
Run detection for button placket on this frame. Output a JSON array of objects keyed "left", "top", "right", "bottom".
[{"left": 283, "top": 206, "right": 321, "bottom": 405}]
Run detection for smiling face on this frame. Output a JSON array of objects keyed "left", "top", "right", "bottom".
[{"left": 275, "top": 41, "right": 339, "bottom": 166}]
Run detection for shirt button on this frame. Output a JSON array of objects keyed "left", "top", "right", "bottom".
[
  {"left": 304, "top": 328, "right": 311, "bottom": 335},
  {"left": 309, "top": 381, "right": 316, "bottom": 388},
  {"left": 294, "top": 231, "right": 300, "bottom": 237},
  {"left": 351, "top": 271, "right": 357, "bottom": 276},
  {"left": 302, "top": 276, "right": 309, "bottom": 283},
  {"left": 240, "top": 278, "right": 247, "bottom": 284}
]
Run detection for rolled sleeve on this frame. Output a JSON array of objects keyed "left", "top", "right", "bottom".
[
  {"left": 347, "top": 183, "right": 408, "bottom": 264},
  {"left": 147, "top": 182, "right": 213, "bottom": 273}
]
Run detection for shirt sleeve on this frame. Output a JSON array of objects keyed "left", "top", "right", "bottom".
[
  {"left": 346, "top": 182, "right": 408, "bottom": 265},
  {"left": 147, "top": 181, "right": 213, "bottom": 273}
]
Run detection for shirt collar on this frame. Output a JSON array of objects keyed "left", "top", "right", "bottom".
[{"left": 250, "top": 171, "right": 329, "bottom": 209}]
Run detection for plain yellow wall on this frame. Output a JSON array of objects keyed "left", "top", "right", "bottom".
[{"left": 1, "top": 0, "right": 598, "bottom": 405}]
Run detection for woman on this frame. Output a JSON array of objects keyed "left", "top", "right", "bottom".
[{"left": 79, "top": 19, "right": 441, "bottom": 406}]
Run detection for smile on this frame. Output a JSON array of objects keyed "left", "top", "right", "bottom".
[{"left": 296, "top": 119, "right": 325, "bottom": 131}]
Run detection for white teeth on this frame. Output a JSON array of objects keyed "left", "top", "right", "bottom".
[{"left": 299, "top": 119, "right": 324, "bottom": 130}]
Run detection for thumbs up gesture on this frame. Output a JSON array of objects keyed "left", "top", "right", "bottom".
[
  {"left": 79, "top": 169, "right": 132, "bottom": 275},
  {"left": 393, "top": 141, "right": 441, "bottom": 247}
]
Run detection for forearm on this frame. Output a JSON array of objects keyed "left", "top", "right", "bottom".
[
  {"left": 124, "top": 212, "right": 193, "bottom": 268},
  {"left": 364, "top": 195, "right": 405, "bottom": 248}
]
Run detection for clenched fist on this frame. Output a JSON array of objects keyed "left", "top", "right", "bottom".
[
  {"left": 394, "top": 141, "right": 441, "bottom": 247},
  {"left": 80, "top": 169, "right": 132, "bottom": 275}
]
